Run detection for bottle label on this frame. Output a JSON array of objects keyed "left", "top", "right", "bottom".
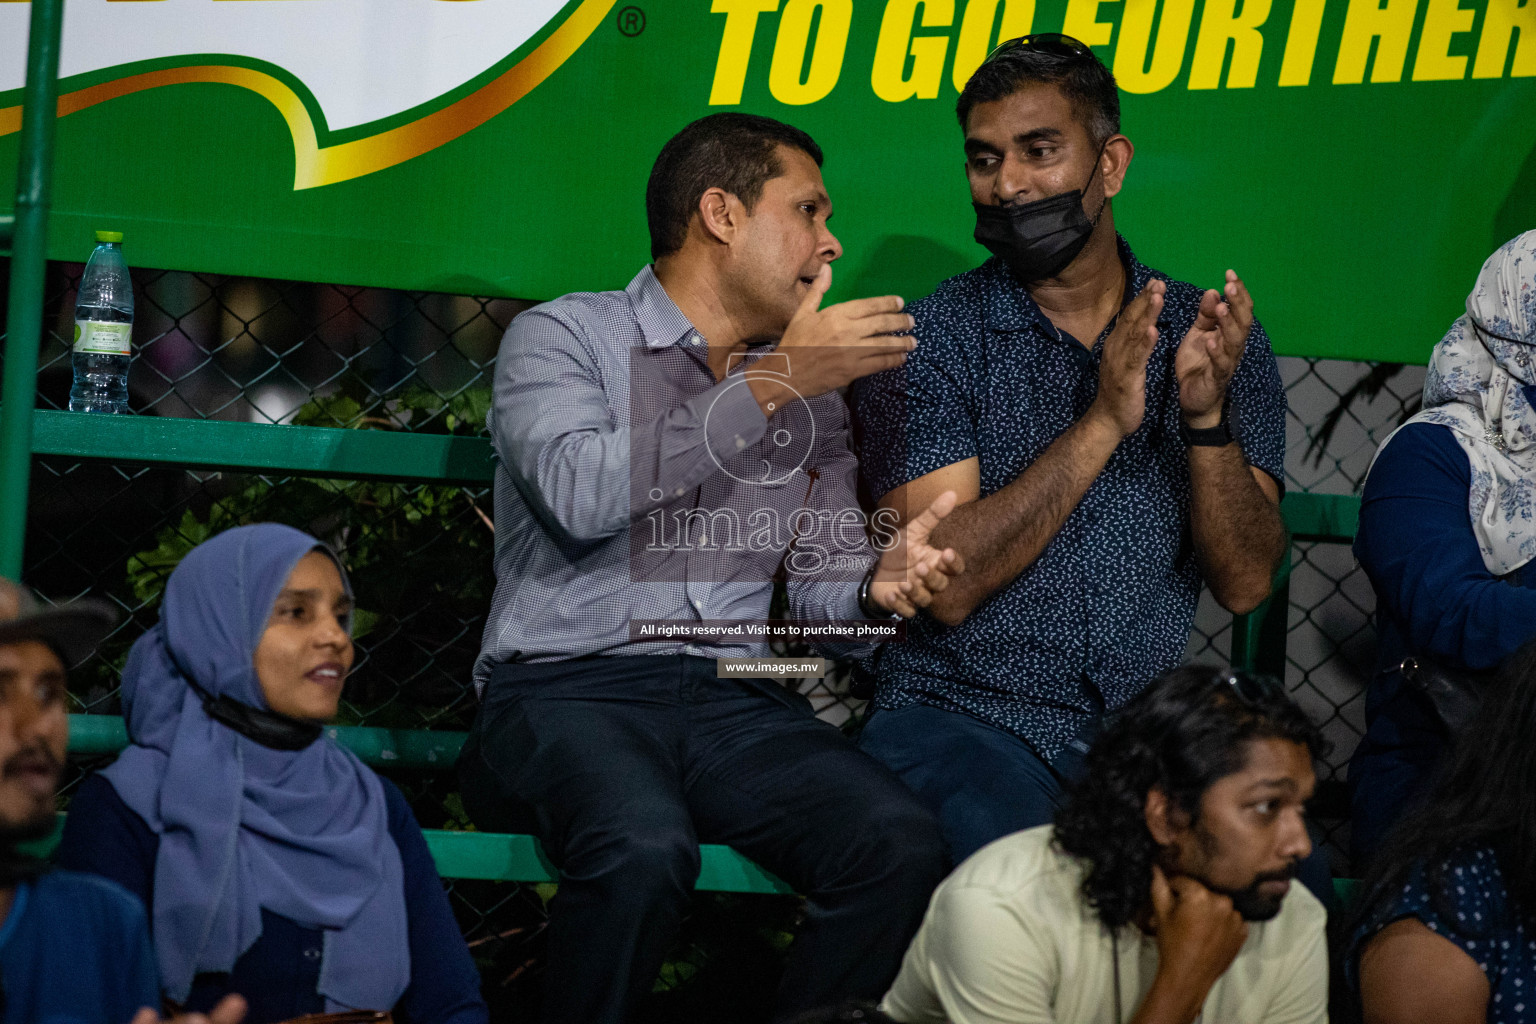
[{"left": 73, "top": 320, "right": 132, "bottom": 355}]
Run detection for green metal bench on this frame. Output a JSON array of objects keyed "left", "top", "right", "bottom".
[
  {"left": 54, "top": 713, "right": 1362, "bottom": 904},
  {"left": 32, "top": 411, "right": 1361, "bottom": 894},
  {"left": 31, "top": 411, "right": 801, "bottom": 891},
  {"left": 1230, "top": 490, "right": 1361, "bottom": 677},
  {"left": 56, "top": 714, "right": 794, "bottom": 893}
]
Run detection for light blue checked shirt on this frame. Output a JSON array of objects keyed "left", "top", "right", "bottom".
[{"left": 474, "top": 266, "right": 877, "bottom": 690}]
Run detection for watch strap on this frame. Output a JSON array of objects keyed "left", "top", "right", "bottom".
[
  {"left": 1179, "top": 409, "right": 1234, "bottom": 447},
  {"left": 858, "top": 563, "right": 900, "bottom": 620}
]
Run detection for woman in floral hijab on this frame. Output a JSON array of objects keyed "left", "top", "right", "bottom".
[
  {"left": 1408, "top": 232, "right": 1536, "bottom": 572},
  {"left": 1349, "top": 230, "right": 1536, "bottom": 865}
]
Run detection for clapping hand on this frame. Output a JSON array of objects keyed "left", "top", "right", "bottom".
[
  {"left": 1090, "top": 281, "right": 1163, "bottom": 439},
  {"left": 1176, "top": 270, "right": 1254, "bottom": 427}
]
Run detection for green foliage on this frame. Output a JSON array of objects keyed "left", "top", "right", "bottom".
[
  {"left": 124, "top": 386, "right": 497, "bottom": 730},
  {"left": 440, "top": 791, "right": 475, "bottom": 832},
  {"left": 653, "top": 959, "right": 700, "bottom": 992},
  {"left": 639, "top": 893, "right": 803, "bottom": 1022}
]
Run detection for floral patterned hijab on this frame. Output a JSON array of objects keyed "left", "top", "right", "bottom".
[{"left": 1371, "top": 230, "right": 1536, "bottom": 576}]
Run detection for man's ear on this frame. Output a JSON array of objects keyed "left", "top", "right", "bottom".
[
  {"left": 1101, "top": 134, "right": 1133, "bottom": 201},
  {"left": 697, "top": 186, "right": 740, "bottom": 245},
  {"left": 1144, "top": 785, "right": 1178, "bottom": 846}
]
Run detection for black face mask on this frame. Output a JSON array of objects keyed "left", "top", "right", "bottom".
[
  {"left": 973, "top": 145, "right": 1107, "bottom": 284},
  {"left": 190, "top": 680, "right": 323, "bottom": 751}
]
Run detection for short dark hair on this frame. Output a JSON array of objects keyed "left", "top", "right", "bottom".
[
  {"left": 956, "top": 41, "right": 1121, "bottom": 145},
  {"left": 1054, "top": 665, "right": 1327, "bottom": 928},
  {"left": 645, "top": 113, "right": 824, "bottom": 261}
]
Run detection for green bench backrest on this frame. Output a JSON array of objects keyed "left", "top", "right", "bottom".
[
  {"left": 36, "top": 408, "right": 1360, "bottom": 680},
  {"left": 27, "top": 410, "right": 1361, "bottom": 544}
]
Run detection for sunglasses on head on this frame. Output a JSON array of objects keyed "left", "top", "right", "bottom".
[
  {"left": 983, "top": 32, "right": 1095, "bottom": 64},
  {"left": 1222, "top": 670, "right": 1285, "bottom": 706}
]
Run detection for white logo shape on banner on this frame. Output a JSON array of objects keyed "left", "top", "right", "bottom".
[
  {"left": 0, "top": 0, "right": 572, "bottom": 131},
  {"left": 0, "top": 0, "right": 616, "bottom": 188}
]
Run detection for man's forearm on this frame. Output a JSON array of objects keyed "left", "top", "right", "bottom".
[
  {"left": 1129, "top": 966, "right": 1219, "bottom": 1024},
  {"left": 925, "top": 412, "right": 1122, "bottom": 625},
  {"left": 1188, "top": 443, "right": 1286, "bottom": 614}
]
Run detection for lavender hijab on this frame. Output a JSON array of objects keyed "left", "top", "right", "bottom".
[{"left": 101, "top": 524, "right": 409, "bottom": 1012}]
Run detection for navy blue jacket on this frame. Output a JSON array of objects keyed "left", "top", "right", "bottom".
[
  {"left": 0, "top": 869, "right": 159, "bottom": 1024},
  {"left": 1349, "top": 419, "right": 1536, "bottom": 861},
  {"left": 1356, "top": 420, "right": 1536, "bottom": 702},
  {"left": 57, "top": 772, "right": 487, "bottom": 1024}
]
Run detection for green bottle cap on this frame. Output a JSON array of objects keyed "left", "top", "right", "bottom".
[{"left": 94, "top": 230, "right": 123, "bottom": 244}]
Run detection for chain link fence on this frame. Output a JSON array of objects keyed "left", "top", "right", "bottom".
[
  {"left": 4, "top": 259, "right": 1427, "bottom": 1019},
  {"left": 1186, "top": 357, "right": 1424, "bottom": 873}
]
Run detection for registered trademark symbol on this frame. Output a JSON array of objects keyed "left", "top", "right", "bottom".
[{"left": 616, "top": 6, "right": 645, "bottom": 36}]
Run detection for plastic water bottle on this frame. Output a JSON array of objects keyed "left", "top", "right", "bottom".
[{"left": 69, "top": 230, "right": 133, "bottom": 414}]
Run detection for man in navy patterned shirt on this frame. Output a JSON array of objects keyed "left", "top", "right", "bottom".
[
  {"left": 851, "top": 36, "right": 1289, "bottom": 864},
  {"left": 461, "top": 114, "right": 965, "bottom": 1024}
]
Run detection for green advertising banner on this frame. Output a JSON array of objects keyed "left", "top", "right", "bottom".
[{"left": 1, "top": 0, "right": 1532, "bottom": 362}]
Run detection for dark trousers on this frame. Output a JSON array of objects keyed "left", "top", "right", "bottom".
[
  {"left": 458, "top": 655, "right": 949, "bottom": 1024},
  {"left": 860, "top": 701, "right": 1337, "bottom": 907},
  {"left": 858, "top": 703, "right": 1085, "bottom": 864}
]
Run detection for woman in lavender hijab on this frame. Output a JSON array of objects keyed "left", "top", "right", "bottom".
[
  {"left": 1349, "top": 230, "right": 1536, "bottom": 866},
  {"left": 56, "top": 524, "right": 488, "bottom": 1024}
]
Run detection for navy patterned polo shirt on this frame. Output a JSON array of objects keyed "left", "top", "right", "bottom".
[{"left": 850, "top": 236, "right": 1286, "bottom": 760}]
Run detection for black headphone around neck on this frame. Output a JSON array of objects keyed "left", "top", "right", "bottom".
[{"left": 189, "top": 681, "right": 323, "bottom": 751}]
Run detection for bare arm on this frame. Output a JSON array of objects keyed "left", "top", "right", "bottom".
[
  {"left": 884, "top": 282, "right": 1167, "bottom": 627},
  {"left": 1189, "top": 457, "right": 1285, "bottom": 615},
  {"left": 1359, "top": 918, "right": 1488, "bottom": 1024},
  {"left": 886, "top": 415, "right": 1122, "bottom": 627},
  {"left": 1176, "top": 271, "right": 1286, "bottom": 614}
]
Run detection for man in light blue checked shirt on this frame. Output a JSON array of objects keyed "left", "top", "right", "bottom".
[{"left": 459, "top": 113, "right": 965, "bottom": 1024}]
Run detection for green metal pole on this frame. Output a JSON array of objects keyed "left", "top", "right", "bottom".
[{"left": 0, "top": 0, "right": 65, "bottom": 580}]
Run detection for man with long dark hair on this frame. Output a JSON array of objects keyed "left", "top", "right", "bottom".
[
  {"left": 1349, "top": 638, "right": 1536, "bottom": 1024},
  {"left": 880, "top": 665, "right": 1328, "bottom": 1024}
]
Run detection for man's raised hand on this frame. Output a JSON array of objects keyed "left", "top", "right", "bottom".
[
  {"left": 1149, "top": 865, "right": 1249, "bottom": 996},
  {"left": 869, "top": 490, "right": 965, "bottom": 619},
  {"left": 1088, "top": 280, "right": 1163, "bottom": 439},
  {"left": 1176, "top": 270, "right": 1255, "bottom": 427},
  {"left": 749, "top": 264, "right": 915, "bottom": 417}
]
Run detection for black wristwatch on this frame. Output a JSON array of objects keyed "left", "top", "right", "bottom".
[
  {"left": 1179, "top": 406, "right": 1234, "bottom": 447},
  {"left": 858, "top": 563, "right": 901, "bottom": 620}
]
